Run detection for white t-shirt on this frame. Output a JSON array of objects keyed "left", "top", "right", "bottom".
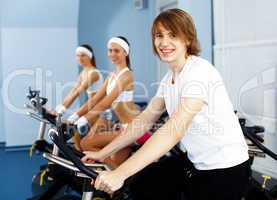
[{"left": 156, "top": 56, "right": 249, "bottom": 170}]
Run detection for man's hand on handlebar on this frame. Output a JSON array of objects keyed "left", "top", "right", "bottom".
[{"left": 92, "top": 170, "right": 126, "bottom": 195}]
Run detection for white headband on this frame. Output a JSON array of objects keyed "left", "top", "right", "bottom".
[
  {"left": 76, "top": 46, "right": 93, "bottom": 58},
  {"left": 107, "top": 37, "right": 130, "bottom": 55}
]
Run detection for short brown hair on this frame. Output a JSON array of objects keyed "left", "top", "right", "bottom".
[{"left": 151, "top": 8, "right": 200, "bottom": 56}]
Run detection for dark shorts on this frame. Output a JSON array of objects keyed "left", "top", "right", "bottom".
[
  {"left": 128, "top": 153, "right": 251, "bottom": 200},
  {"left": 188, "top": 159, "right": 251, "bottom": 200}
]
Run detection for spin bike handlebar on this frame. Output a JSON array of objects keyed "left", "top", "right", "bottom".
[
  {"left": 26, "top": 87, "right": 57, "bottom": 125},
  {"left": 49, "top": 128, "right": 98, "bottom": 179},
  {"left": 49, "top": 128, "right": 131, "bottom": 200},
  {"left": 242, "top": 125, "right": 277, "bottom": 161}
]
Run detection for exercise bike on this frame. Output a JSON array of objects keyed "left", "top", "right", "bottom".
[
  {"left": 25, "top": 87, "right": 89, "bottom": 200},
  {"left": 25, "top": 87, "right": 136, "bottom": 200},
  {"left": 240, "top": 118, "right": 277, "bottom": 200},
  {"left": 44, "top": 110, "right": 131, "bottom": 200}
]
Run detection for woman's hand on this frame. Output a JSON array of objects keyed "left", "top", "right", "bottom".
[
  {"left": 81, "top": 151, "right": 105, "bottom": 163},
  {"left": 93, "top": 170, "right": 127, "bottom": 194},
  {"left": 75, "top": 116, "right": 90, "bottom": 136},
  {"left": 67, "top": 113, "right": 79, "bottom": 124},
  {"left": 55, "top": 104, "right": 67, "bottom": 115}
]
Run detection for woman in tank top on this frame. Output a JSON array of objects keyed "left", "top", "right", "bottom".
[
  {"left": 55, "top": 44, "right": 105, "bottom": 150},
  {"left": 69, "top": 36, "right": 141, "bottom": 168}
]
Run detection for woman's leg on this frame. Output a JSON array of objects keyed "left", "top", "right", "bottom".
[
  {"left": 73, "top": 117, "right": 110, "bottom": 150},
  {"left": 72, "top": 132, "right": 82, "bottom": 151},
  {"left": 89, "top": 117, "right": 112, "bottom": 134},
  {"left": 80, "top": 129, "right": 120, "bottom": 151},
  {"left": 80, "top": 127, "right": 132, "bottom": 168},
  {"left": 109, "top": 147, "right": 132, "bottom": 168}
]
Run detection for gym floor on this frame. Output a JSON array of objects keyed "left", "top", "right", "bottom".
[
  {"left": 0, "top": 145, "right": 45, "bottom": 200},
  {"left": 1, "top": 145, "right": 277, "bottom": 200},
  {"left": 252, "top": 171, "right": 277, "bottom": 191},
  {"left": 1, "top": 144, "right": 277, "bottom": 200}
]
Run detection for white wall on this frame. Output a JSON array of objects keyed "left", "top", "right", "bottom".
[
  {"left": 0, "top": 0, "right": 4, "bottom": 143},
  {"left": 213, "top": 0, "right": 277, "bottom": 178},
  {"left": 1, "top": 0, "right": 80, "bottom": 147},
  {"left": 179, "top": 0, "right": 213, "bottom": 62}
]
